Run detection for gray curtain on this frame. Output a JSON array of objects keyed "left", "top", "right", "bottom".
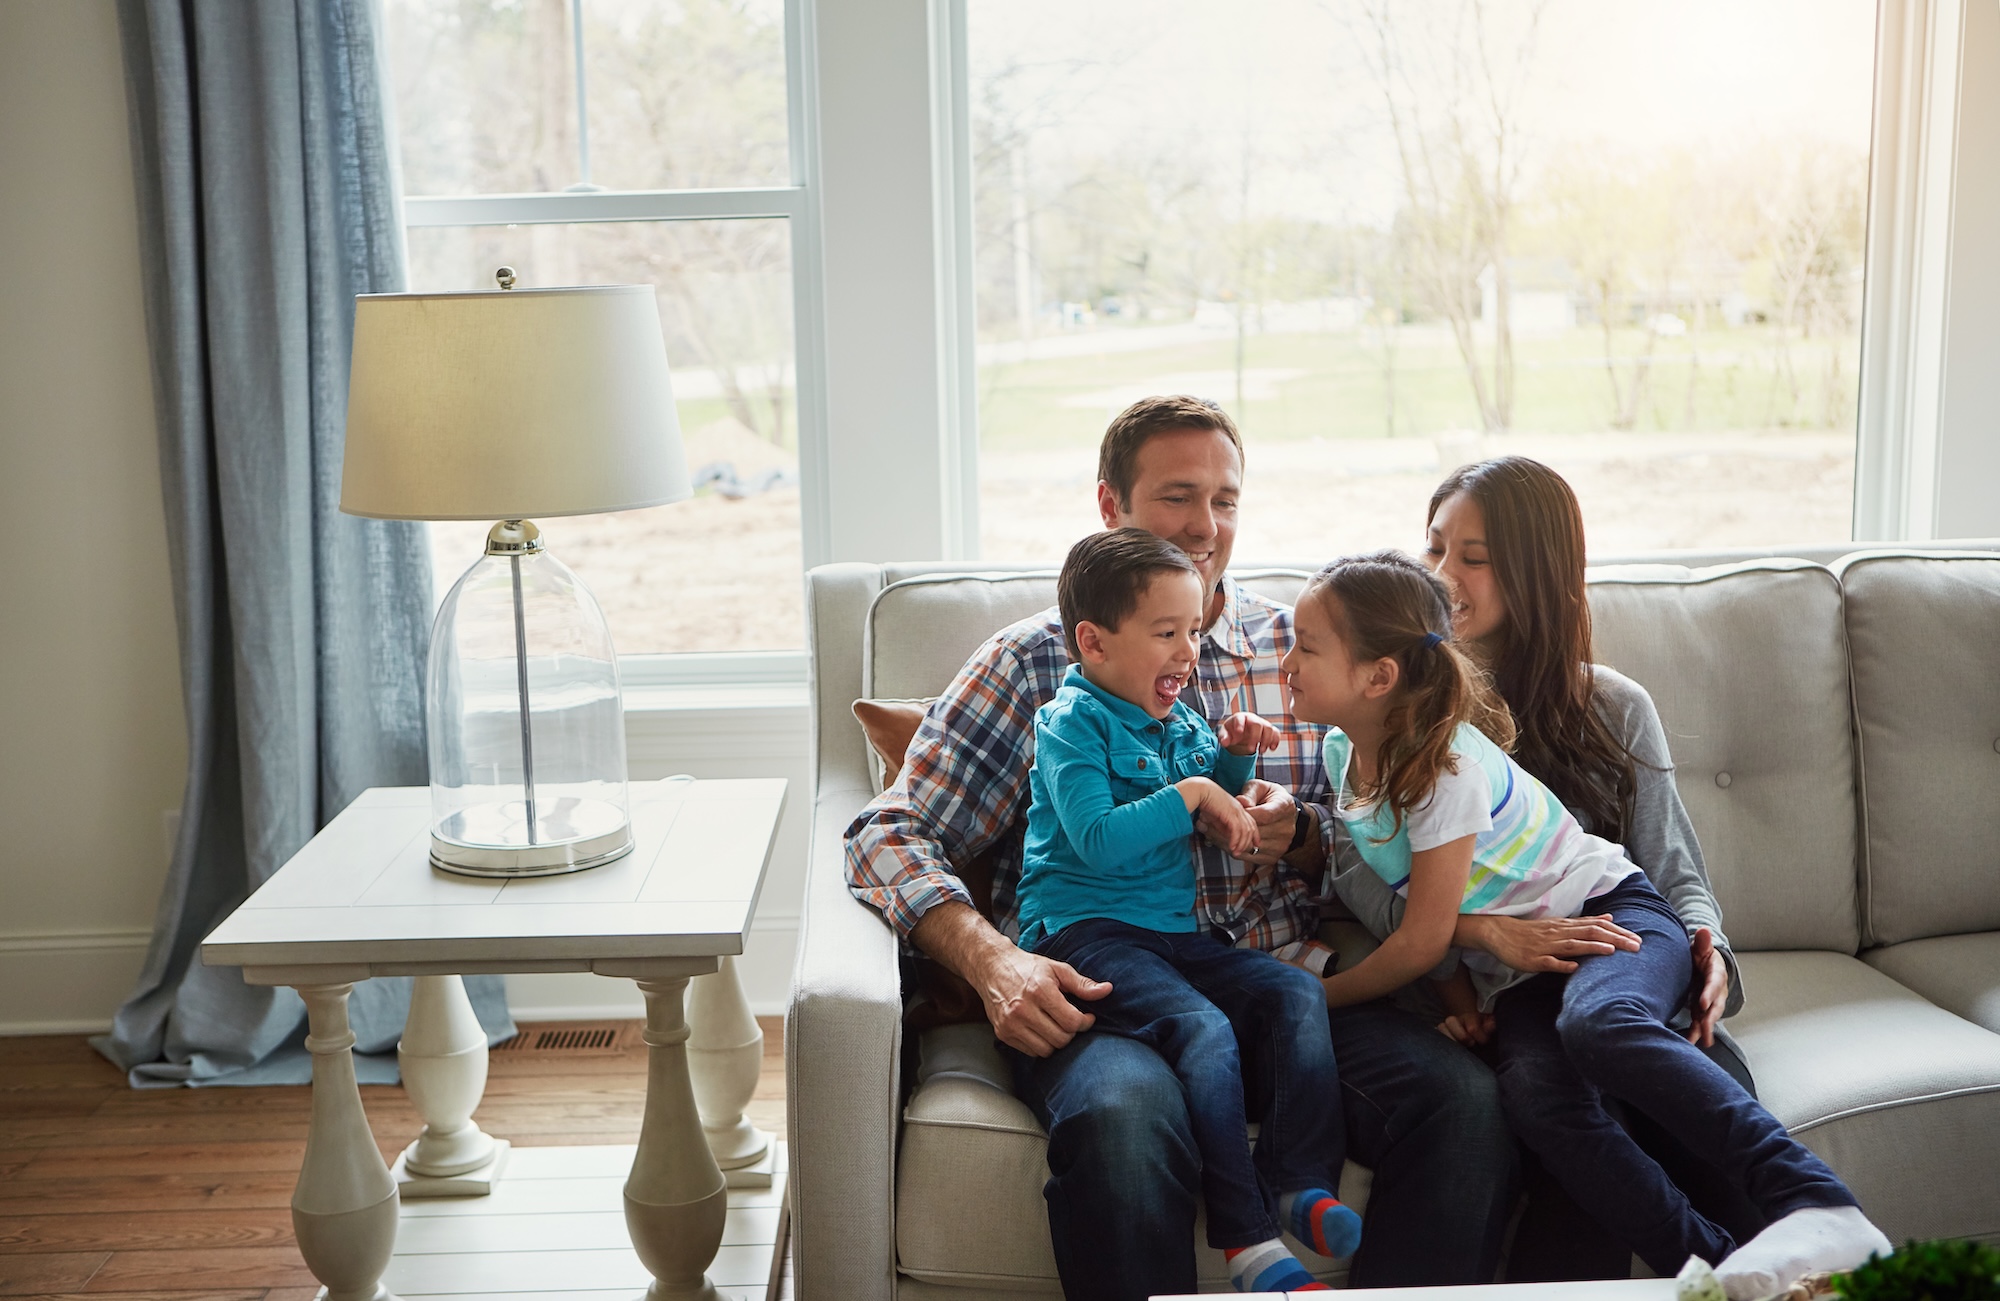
[{"left": 98, "top": 0, "right": 513, "bottom": 1086}]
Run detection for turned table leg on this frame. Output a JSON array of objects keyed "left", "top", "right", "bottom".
[
  {"left": 293, "top": 982, "right": 402, "bottom": 1301},
  {"left": 395, "top": 974, "right": 506, "bottom": 1196},
  {"left": 687, "top": 954, "right": 774, "bottom": 1179},
  {"left": 626, "top": 976, "right": 728, "bottom": 1301}
]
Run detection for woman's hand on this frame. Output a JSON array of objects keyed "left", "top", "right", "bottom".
[
  {"left": 1455, "top": 912, "right": 1642, "bottom": 974},
  {"left": 1687, "top": 927, "right": 1730, "bottom": 1048},
  {"left": 1439, "top": 1011, "right": 1495, "bottom": 1046}
]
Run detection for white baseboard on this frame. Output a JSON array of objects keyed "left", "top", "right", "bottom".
[{"left": 0, "top": 928, "right": 151, "bottom": 1035}]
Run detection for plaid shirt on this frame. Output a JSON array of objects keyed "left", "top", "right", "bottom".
[{"left": 844, "top": 578, "right": 1340, "bottom": 969}]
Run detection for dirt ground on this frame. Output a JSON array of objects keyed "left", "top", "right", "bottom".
[{"left": 432, "top": 430, "right": 1855, "bottom": 655}]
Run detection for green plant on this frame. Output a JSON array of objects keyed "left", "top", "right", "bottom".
[{"left": 1833, "top": 1239, "right": 2000, "bottom": 1301}]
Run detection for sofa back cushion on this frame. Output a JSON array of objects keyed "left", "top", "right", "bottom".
[
  {"left": 1586, "top": 561, "right": 1859, "bottom": 952},
  {"left": 864, "top": 568, "right": 1310, "bottom": 700},
  {"left": 1837, "top": 552, "right": 2000, "bottom": 946}
]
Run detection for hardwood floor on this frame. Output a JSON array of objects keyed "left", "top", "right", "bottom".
[{"left": 0, "top": 1018, "right": 786, "bottom": 1299}]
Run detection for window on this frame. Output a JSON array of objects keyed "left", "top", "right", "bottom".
[
  {"left": 383, "top": 0, "right": 815, "bottom": 657},
  {"left": 966, "top": 0, "right": 1877, "bottom": 561}
]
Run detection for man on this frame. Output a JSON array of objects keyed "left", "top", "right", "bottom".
[{"left": 846, "top": 396, "right": 1517, "bottom": 1300}]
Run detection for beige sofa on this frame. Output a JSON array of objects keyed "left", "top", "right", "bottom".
[{"left": 788, "top": 544, "right": 2000, "bottom": 1300}]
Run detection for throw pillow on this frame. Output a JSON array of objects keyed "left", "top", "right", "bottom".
[
  {"left": 851, "top": 694, "right": 1003, "bottom": 1032},
  {"left": 850, "top": 697, "right": 931, "bottom": 793}
]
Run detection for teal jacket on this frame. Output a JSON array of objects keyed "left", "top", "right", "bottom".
[{"left": 1017, "top": 665, "right": 1255, "bottom": 948}]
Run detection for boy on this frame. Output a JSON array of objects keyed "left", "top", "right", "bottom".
[{"left": 1017, "top": 528, "right": 1361, "bottom": 1295}]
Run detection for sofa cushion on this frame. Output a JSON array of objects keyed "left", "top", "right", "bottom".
[
  {"left": 1584, "top": 562, "right": 1859, "bottom": 952},
  {"left": 1834, "top": 552, "right": 2000, "bottom": 947},
  {"left": 1863, "top": 933, "right": 2000, "bottom": 1035},
  {"left": 1728, "top": 950, "right": 2000, "bottom": 1244},
  {"left": 895, "top": 1024, "right": 1366, "bottom": 1292},
  {"left": 865, "top": 569, "right": 1312, "bottom": 701}
]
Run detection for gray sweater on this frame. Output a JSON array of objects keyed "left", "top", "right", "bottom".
[{"left": 1324, "top": 664, "right": 1746, "bottom": 1024}]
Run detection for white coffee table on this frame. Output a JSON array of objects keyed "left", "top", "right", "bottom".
[
  {"left": 201, "top": 776, "right": 786, "bottom": 1301},
  {"left": 1158, "top": 1282, "right": 1677, "bottom": 1299},
  {"left": 1160, "top": 1282, "right": 1676, "bottom": 1299}
]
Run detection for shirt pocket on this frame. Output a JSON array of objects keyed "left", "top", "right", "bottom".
[
  {"left": 1108, "top": 746, "right": 1170, "bottom": 799},
  {"left": 1169, "top": 740, "right": 1221, "bottom": 782}
]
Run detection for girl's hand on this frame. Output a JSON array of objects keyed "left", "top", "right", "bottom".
[
  {"left": 1687, "top": 927, "right": 1730, "bottom": 1048},
  {"left": 1180, "top": 778, "right": 1258, "bottom": 857},
  {"left": 1215, "top": 711, "right": 1281, "bottom": 756},
  {"left": 1438, "top": 1011, "right": 1495, "bottom": 1046},
  {"left": 1455, "top": 913, "right": 1642, "bottom": 974}
]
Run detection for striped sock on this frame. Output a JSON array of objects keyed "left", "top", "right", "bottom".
[
  {"left": 1225, "top": 1238, "right": 1329, "bottom": 1292},
  {"left": 1281, "top": 1187, "right": 1363, "bottom": 1259}
]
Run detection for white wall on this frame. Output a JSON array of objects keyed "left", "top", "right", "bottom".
[{"left": 0, "top": 1, "right": 187, "bottom": 1034}]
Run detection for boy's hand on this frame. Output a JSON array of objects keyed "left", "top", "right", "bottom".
[
  {"left": 1179, "top": 777, "right": 1259, "bottom": 857},
  {"left": 1438, "top": 1011, "right": 1495, "bottom": 1046},
  {"left": 1215, "top": 711, "right": 1281, "bottom": 756}
]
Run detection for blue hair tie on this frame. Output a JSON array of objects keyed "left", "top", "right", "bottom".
[{"left": 1420, "top": 631, "right": 1445, "bottom": 650}]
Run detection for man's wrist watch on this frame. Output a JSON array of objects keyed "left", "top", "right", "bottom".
[{"left": 1284, "top": 804, "right": 1313, "bottom": 856}]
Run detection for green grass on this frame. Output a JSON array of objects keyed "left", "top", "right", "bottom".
[{"left": 973, "top": 325, "right": 1862, "bottom": 452}]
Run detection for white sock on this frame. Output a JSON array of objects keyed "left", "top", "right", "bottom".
[{"left": 1714, "top": 1206, "right": 1891, "bottom": 1301}]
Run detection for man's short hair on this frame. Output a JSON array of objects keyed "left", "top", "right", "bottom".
[
  {"left": 1098, "top": 395, "right": 1244, "bottom": 509},
  {"left": 1057, "top": 527, "right": 1200, "bottom": 661}
]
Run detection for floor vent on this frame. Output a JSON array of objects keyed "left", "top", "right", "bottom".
[{"left": 492, "top": 1020, "right": 642, "bottom": 1056}]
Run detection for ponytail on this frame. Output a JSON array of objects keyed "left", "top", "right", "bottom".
[{"left": 1305, "top": 551, "right": 1515, "bottom": 840}]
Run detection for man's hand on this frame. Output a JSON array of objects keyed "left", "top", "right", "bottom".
[
  {"left": 1214, "top": 711, "right": 1281, "bottom": 757},
  {"left": 1687, "top": 927, "right": 1730, "bottom": 1048},
  {"left": 1454, "top": 912, "right": 1642, "bottom": 974},
  {"left": 911, "top": 902, "right": 1112, "bottom": 1058},
  {"left": 975, "top": 943, "right": 1113, "bottom": 1058},
  {"left": 1200, "top": 778, "right": 1300, "bottom": 865},
  {"left": 1180, "top": 777, "right": 1258, "bottom": 857}
]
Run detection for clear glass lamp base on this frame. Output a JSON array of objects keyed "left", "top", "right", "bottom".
[{"left": 430, "top": 796, "right": 634, "bottom": 878}]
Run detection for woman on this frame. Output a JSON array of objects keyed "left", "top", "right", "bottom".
[{"left": 1326, "top": 455, "right": 1763, "bottom": 1280}]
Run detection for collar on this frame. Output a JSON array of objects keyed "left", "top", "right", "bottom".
[
  {"left": 1062, "top": 663, "right": 1193, "bottom": 735},
  {"left": 1203, "top": 577, "right": 1254, "bottom": 662}
]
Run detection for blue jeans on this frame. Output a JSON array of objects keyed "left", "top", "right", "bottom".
[
  {"left": 1014, "top": 928, "right": 1518, "bottom": 1301},
  {"left": 1032, "top": 919, "right": 1344, "bottom": 1251},
  {"left": 1493, "top": 875, "right": 1858, "bottom": 1276}
]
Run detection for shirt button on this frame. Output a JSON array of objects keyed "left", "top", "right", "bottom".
[
  {"left": 1715, "top": 772, "right": 1732, "bottom": 789},
  {"left": 1148, "top": 724, "right": 1161, "bottom": 734},
  {"left": 1137, "top": 758, "right": 1148, "bottom": 769}
]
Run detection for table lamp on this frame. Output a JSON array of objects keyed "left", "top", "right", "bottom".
[{"left": 340, "top": 271, "right": 690, "bottom": 877}]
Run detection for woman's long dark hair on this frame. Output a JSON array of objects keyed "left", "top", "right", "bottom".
[{"left": 1428, "top": 457, "right": 1638, "bottom": 841}]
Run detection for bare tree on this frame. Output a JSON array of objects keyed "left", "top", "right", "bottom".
[{"left": 1353, "top": 0, "right": 1547, "bottom": 432}]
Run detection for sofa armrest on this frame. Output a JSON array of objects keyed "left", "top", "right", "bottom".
[{"left": 787, "top": 786, "right": 905, "bottom": 1301}]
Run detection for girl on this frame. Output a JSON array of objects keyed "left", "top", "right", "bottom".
[{"left": 1280, "top": 550, "right": 1889, "bottom": 1301}]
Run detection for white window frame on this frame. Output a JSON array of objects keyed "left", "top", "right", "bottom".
[
  {"left": 1854, "top": 0, "right": 2000, "bottom": 542},
  {"left": 910, "top": 0, "right": 2000, "bottom": 551},
  {"left": 400, "top": 0, "right": 832, "bottom": 689}
]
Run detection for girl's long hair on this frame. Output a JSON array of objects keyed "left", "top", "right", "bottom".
[
  {"left": 1428, "top": 456, "right": 1638, "bottom": 841},
  {"left": 1304, "top": 551, "right": 1515, "bottom": 837}
]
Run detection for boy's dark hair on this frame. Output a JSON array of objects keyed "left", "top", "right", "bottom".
[
  {"left": 1057, "top": 528, "right": 1201, "bottom": 661},
  {"left": 1098, "top": 395, "right": 1243, "bottom": 509}
]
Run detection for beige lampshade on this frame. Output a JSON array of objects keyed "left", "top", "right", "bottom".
[{"left": 340, "top": 284, "right": 691, "bottom": 521}]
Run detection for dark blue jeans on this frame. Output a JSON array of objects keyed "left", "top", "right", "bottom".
[
  {"left": 1015, "top": 924, "right": 1518, "bottom": 1301},
  {"left": 1031, "top": 920, "right": 1341, "bottom": 1251},
  {"left": 1493, "top": 875, "right": 1858, "bottom": 1276}
]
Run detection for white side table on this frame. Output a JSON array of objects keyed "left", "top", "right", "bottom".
[{"left": 202, "top": 777, "right": 786, "bottom": 1301}]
